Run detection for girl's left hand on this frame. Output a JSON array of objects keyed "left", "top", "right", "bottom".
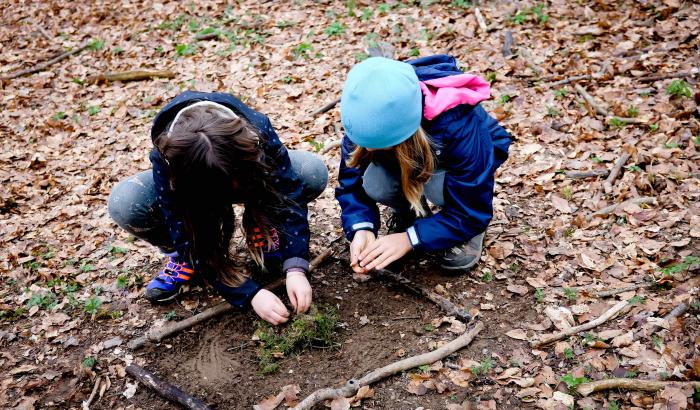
[
  {"left": 286, "top": 270, "right": 312, "bottom": 314},
  {"left": 358, "top": 232, "right": 413, "bottom": 271}
]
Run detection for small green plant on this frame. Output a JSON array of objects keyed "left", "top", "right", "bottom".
[
  {"left": 255, "top": 305, "right": 338, "bottom": 374},
  {"left": 626, "top": 106, "right": 639, "bottom": 117},
  {"left": 608, "top": 401, "right": 620, "bottom": 410},
  {"left": 623, "top": 369, "right": 638, "bottom": 378},
  {"left": 651, "top": 334, "right": 664, "bottom": 350},
  {"left": 535, "top": 288, "right": 544, "bottom": 303},
  {"left": 510, "top": 12, "right": 527, "bottom": 24},
  {"left": 424, "top": 324, "right": 435, "bottom": 332},
  {"left": 109, "top": 244, "right": 129, "bottom": 255},
  {"left": 307, "top": 138, "right": 324, "bottom": 153},
  {"left": 563, "top": 347, "right": 575, "bottom": 360},
  {"left": 324, "top": 22, "right": 346, "bottom": 36},
  {"left": 84, "top": 296, "right": 102, "bottom": 315},
  {"left": 82, "top": 357, "right": 97, "bottom": 368},
  {"left": 608, "top": 117, "right": 628, "bottom": 129},
  {"left": 530, "top": 3, "right": 549, "bottom": 24},
  {"left": 408, "top": 48, "right": 420, "bottom": 57},
  {"left": 649, "top": 123, "right": 659, "bottom": 132},
  {"left": 282, "top": 76, "right": 294, "bottom": 83},
  {"left": 554, "top": 87, "right": 568, "bottom": 98},
  {"left": 663, "top": 141, "right": 679, "bottom": 149},
  {"left": 87, "top": 39, "right": 104, "bottom": 51},
  {"left": 451, "top": 0, "right": 470, "bottom": 8},
  {"left": 561, "top": 186, "right": 573, "bottom": 200},
  {"left": 486, "top": 71, "right": 497, "bottom": 83},
  {"left": 626, "top": 164, "right": 643, "bottom": 172},
  {"left": 360, "top": 8, "right": 373, "bottom": 21},
  {"left": 79, "top": 262, "right": 95, "bottom": 272},
  {"left": 560, "top": 373, "right": 590, "bottom": 391},
  {"left": 292, "top": 42, "right": 313, "bottom": 59},
  {"left": 659, "top": 256, "right": 700, "bottom": 276},
  {"left": 377, "top": 3, "right": 391, "bottom": 14},
  {"left": 158, "top": 14, "right": 187, "bottom": 31},
  {"left": 498, "top": 95, "right": 511, "bottom": 105},
  {"left": 481, "top": 271, "right": 493, "bottom": 283},
  {"left": 628, "top": 295, "right": 646, "bottom": 305},
  {"left": 175, "top": 43, "right": 197, "bottom": 56},
  {"left": 508, "top": 262, "right": 520, "bottom": 273},
  {"left": 116, "top": 275, "right": 128, "bottom": 289},
  {"left": 26, "top": 292, "right": 57, "bottom": 310},
  {"left": 112, "top": 46, "right": 125, "bottom": 55},
  {"left": 87, "top": 105, "right": 100, "bottom": 116},
  {"left": 564, "top": 226, "right": 576, "bottom": 239},
  {"left": 470, "top": 357, "right": 495, "bottom": 377},
  {"left": 591, "top": 155, "right": 603, "bottom": 163},
  {"left": 164, "top": 310, "right": 179, "bottom": 321},
  {"left": 546, "top": 106, "right": 560, "bottom": 117},
  {"left": 666, "top": 79, "right": 692, "bottom": 99},
  {"left": 276, "top": 20, "right": 294, "bottom": 29},
  {"left": 582, "top": 332, "right": 601, "bottom": 345},
  {"left": 563, "top": 288, "right": 578, "bottom": 301},
  {"left": 52, "top": 112, "right": 67, "bottom": 120},
  {"left": 354, "top": 51, "right": 368, "bottom": 62},
  {"left": 418, "top": 364, "right": 431, "bottom": 373}
]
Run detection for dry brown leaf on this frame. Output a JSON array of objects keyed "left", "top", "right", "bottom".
[{"left": 505, "top": 329, "right": 528, "bottom": 340}]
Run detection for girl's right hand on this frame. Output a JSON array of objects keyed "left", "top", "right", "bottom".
[
  {"left": 251, "top": 289, "right": 289, "bottom": 325},
  {"left": 350, "top": 230, "right": 376, "bottom": 274}
]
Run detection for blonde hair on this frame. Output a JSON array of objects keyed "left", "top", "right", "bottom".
[{"left": 348, "top": 127, "right": 435, "bottom": 216}]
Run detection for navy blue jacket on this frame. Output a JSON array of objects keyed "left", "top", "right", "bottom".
[
  {"left": 336, "top": 55, "right": 511, "bottom": 251},
  {"left": 150, "top": 91, "right": 310, "bottom": 308}
]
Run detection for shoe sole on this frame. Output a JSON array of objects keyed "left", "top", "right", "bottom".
[{"left": 146, "top": 288, "right": 182, "bottom": 304}]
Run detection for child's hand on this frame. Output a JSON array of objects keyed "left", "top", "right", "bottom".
[
  {"left": 350, "top": 230, "right": 376, "bottom": 274},
  {"left": 286, "top": 270, "right": 312, "bottom": 314},
  {"left": 251, "top": 289, "right": 290, "bottom": 325},
  {"left": 358, "top": 232, "right": 412, "bottom": 271}
]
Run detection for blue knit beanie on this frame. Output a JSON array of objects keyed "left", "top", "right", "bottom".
[{"left": 340, "top": 57, "right": 422, "bottom": 149}]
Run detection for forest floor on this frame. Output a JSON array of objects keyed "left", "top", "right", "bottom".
[{"left": 1, "top": 1, "right": 699, "bottom": 409}]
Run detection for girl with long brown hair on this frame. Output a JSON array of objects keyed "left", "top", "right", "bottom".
[
  {"left": 336, "top": 56, "right": 511, "bottom": 275},
  {"left": 108, "top": 92, "right": 327, "bottom": 324}
]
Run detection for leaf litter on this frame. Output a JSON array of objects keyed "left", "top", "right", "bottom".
[{"left": 0, "top": 0, "right": 698, "bottom": 409}]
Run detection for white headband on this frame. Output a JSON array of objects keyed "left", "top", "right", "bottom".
[{"left": 167, "top": 101, "right": 239, "bottom": 136}]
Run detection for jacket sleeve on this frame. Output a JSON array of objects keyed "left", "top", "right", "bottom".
[
  {"left": 407, "top": 119, "right": 495, "bottom": 251},
  {"left": 207, "top": 276, "right": 262, "bottom": 309},
  {"left": 260, "top": 119, "right": 311, "bottom": 272},
  {"left": 149, "top": 149, "right": 192, "bottom": 263},
  {"left": 335, "top": 136, "right": 381, "bottom": 240}
]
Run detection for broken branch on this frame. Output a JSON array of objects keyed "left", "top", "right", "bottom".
[
  {"left": 127, "top": 236, "right": 343, "bottom": 350},
  {"left": 585, "top": 196, "right": 657, "bottom": 221},
  {"left": 319, "top": 139, "right": 341, "bottom": 155},
  {"left": 474, "top": 8, "right": 488, "bottom": 33},
  {"left": 637, "top": 68, "right": 698, "bottom": 83},
  {"left": 603, "top": 152, "right": 631, "bottom": 194},
  {"left": 0, "top": 44, "right": 89, "bottom": 81},
  {"left": 574, "top": 84, "right": 644, "bottom": 124},
  {"left": 565, "top": 169, "right": 609, "bottom": 179},
  {"left": 577, "top": 378, "right": 700, "bottom": 397},
  {"left": 309, "top": 97, "right": 340, "bottom": 117},
  {"left": 544, "top": 74, "right": 592, "bottom": 88},
  {"left": 532, "top": 300, "right": 629, "bottom": 348},
  {"left": 86, "top": 70, "right": 175, "bottom": 84},
  {"left": 502, "top": 30, "right": 513, "bottom": 58},
  {"left": 594, "top": 283, "right": 652, "bottom": 298},
  {"left": 293, "top": 321, "right": 484, "bottom": 410},
  {"left": 375, "top": 268, "right": 471, "bottom": 323},
  {"left": 125, "top": 364, "right": 212, "bottom": 410}
]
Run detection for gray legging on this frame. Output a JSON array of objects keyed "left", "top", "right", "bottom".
[
  {"left": 362, "top": 162, "right": 446, "bottom": 211},
  {"left": 107, "top": 150, "right": 328, "bottom": 252}
]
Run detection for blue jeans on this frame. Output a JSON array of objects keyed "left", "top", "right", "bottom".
[
  {"left": 362, "top": 161, "right": 446, "bottom": 212},
  {"left": 108, "top": 150, "right": 328, "bottom": 253}
]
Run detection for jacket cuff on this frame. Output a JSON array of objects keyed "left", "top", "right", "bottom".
[
  {"left": 282, "top": 257, "right": 309, "bottom": 273},
  {"left": 406, "top": 226, "right": 421, "bottom": 248},
  {"left": 347, "top": 222, "right": 376, "bottom": 241}
]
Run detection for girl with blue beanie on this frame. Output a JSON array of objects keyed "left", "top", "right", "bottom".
[
  {"left": 108, "top": 91, "right": 328, "bottom": 325},
  {"left": 336, "top": 55, "right": 511, "bottom": 274}
]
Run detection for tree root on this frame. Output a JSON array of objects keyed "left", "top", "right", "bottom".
[
  {"left": 577, "top": 378, "right": 700, "bottom": 397},
  {"left": 126, "top": 364, "right": 212, "bottom": 410}
]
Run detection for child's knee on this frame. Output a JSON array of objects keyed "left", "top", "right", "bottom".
[
  {"left": 362, "top": 164, "right": 400, "bottom": 204},
  {"left": 107, "top": 172, "right": 155, "bottom": 231},
  {"left": 289, "top": 150, "right": 329, "bottom": 200}
]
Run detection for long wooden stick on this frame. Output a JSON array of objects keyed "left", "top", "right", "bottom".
[
  {"left": 585, "top": 196, "right": 656, "bottom": 222},
  {"left": 309, "top": 97, "right": 340, "bottom": 117},
  {"left": 532, "top": 300, "right": 629, "bottom": 348},
  {"left": 565, "top": 169, "right": 609, "bottom": 179},
  {"left": 544, "top": 74, "right": 592, "bottom": 88},
  {"left": 126, "top": 364, "right": 212, "bottom": 410},
  {"left": 474, "top": 8, "right": 488, "bottom": 33},
  {"left": 603, "top": 152, "right": 631, "bottom": 194},
  {"left": 128, "top": 237, "right": 342, "bottom": 350},
  {"left": 292, "top": 322, "right": 484, "bottom": 410},
  {"left": 574, "top": 84, "right": 644, "bottom": 124},
  {"left": 577, "top": 378, "right": 700, "bottom": 397},
  {"left": 86, "top": 70, "right": 175, "bottom": 84},
  {"left": 375, "top": 268, "right": 472, "bottom": 323},
  {"left": 0, "top": 44, "right": 89, "bottom": 81},
  {"left": 637, "top": 68, "right": 698, "bottom": 83}
]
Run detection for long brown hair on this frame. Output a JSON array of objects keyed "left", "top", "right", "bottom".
[
  {"left": 154, "top": 103, "right": 280, "bottom": 285},
  {"left": 348, "top": 127, "right": 435, "bottom": 216}
]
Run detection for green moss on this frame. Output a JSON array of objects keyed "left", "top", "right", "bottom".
[{"left": 254, "top": 305, "right": 338, "bottom": 374}]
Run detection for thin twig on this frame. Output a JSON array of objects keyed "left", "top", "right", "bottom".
[
  {"left": 532, "top": 300, "right": 629, "bottom": 348},
  {"left": 292, "top": 322, "right": 484, "bottom": 410},
  {"left": 126, "top": 364, "right": 212, "bottom": 410},
  {"left": 585, "top": 196, "right": 657, "bottom": 222},
  {"left": 502, "top": 30, "right": 513, "bottom": 58},
  {"left": 544, "top": 74, "right": 592, "bottom": 88},
  {"left": 375, "top": 268, "right": 471, "bottom": 323},
  {"left": 319, "top": 140, "right": 341, "bottom": 155},
  {"left": 574, "top": 84, "right": 645, "bottom": 124},
  {"left": 0, "top": 44, "right": 89, "bottom": 81},
  {"left": 594, "top": 283, "right": 652, "bottom": 298},
  {"left": 603, "top": 152, "right": 631, "bottom": 194},
  {"left": 309, "top": 97, "right": 340, "bottom": 117},
  {"left": 637, "top": 68, "right": 698, "bottom": 83},
  {"left": 577, "top": 378, "right": 700, "bottom": 397},
  {"left": 474, "top": 8, "right": 488, "bottom": 33},
  {"left": 127, "top": 236, "right": 343, "bottom": 350},
  {"left": 565, "top": 169, "right": 609, "bottom": 179},
  {"left": 82, "top": 375, "right": 102, "bottom": 410},
  {"left": 86, "top": 70, "right": 175, "bottom": 84},
  {"left": 194, "top": 32, "right": 220, "bottom": 41}
]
